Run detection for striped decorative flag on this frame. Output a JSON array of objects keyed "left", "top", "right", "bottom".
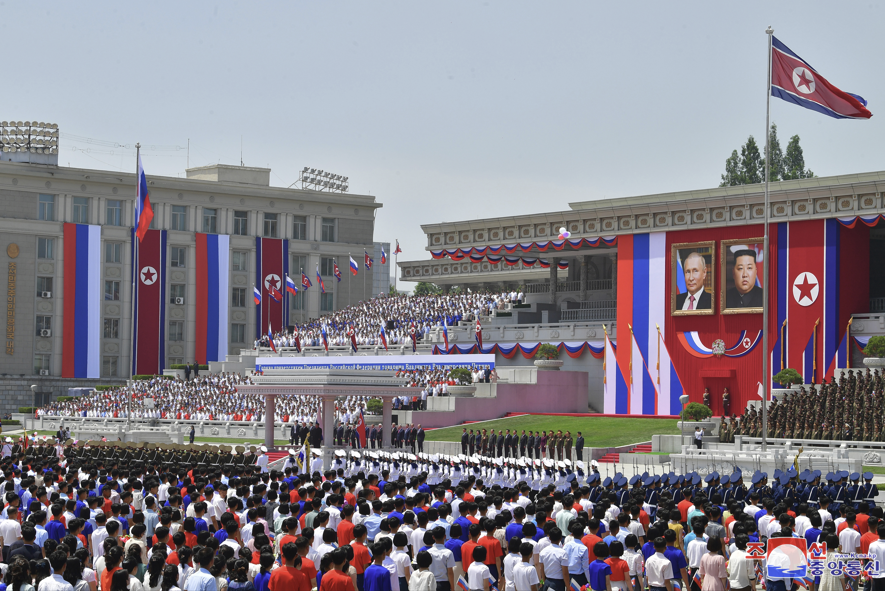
[
  {"left": 456, "top": 576, "right": 469, "bottom": 591},
  {"left": 195, "top": 233, "right": 229, "bottom": 364},
  {"left": 62, "top": 223, "right": 102, "bottom": 378}
]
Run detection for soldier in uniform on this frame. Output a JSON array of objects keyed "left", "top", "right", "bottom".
[
  {"left": 555, "top": 430, "right": 564, "bottom": 461},
  {"left": 534, "top": 431, "right": 543, "bottom": 458},
  {"left": 489, "top": 429, "right": 498, "bottom": 457},
  {"left": 503, "top": 429, "right": 513, "bottom": 458},
  {"left": 722, "top": 387, "right": 731, "bottom": 417},
  {"left": 563, "top": 431, "right": 573, "bottom": 463},
  {"left": 703, "top": 387, "right": 711, "bottom": 409},
  {"left": 547, "top": 430, "right": 556, "bottom": 459},
  {"left": 481, "top": 429, "right": 489, "bottom": 455}
]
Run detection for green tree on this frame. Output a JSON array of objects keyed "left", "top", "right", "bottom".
[
  {"left": 413, "top": 282, "right": 441, "bottom": 296},
  {"left": 766, "top": 123, "right": 784, "bottom": 182},
  {"left": 782, "top": 135, "right": 814, "bottom": 180},
  {"left": 740, "top": 136, "right": 763, "bottom": 184},
  {"left": 388, "top": 284, "right": 398, "bottom": 295},
  {"left": 720, "top": 150, "right": 743, "bottom": 187}
]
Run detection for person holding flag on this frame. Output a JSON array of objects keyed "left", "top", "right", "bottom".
[
  {"left": 347, "top": 324, "right": 358, "bottom": 353},
  {"left": 302, "top": 270, "right": 312, "bottom": 290},
  {"left": 355, "top": 408, "right": 367, "bottom": 448},
  {"left": 350, "top": 256, "right": 359, "bottom": 276},
  {"left": 267, "top": 322, "right": 277, "bottom": 353},
  {"left": 443, "top": 318, "right": 450, "bottom": 353},
  {"left": 292, "top": 325, "right": 301, "bottom": 353},
  {"left": 381, "top": 245, "right": 387, "bottom": 264},
  {"left": 316, "top": 264, "right": 326, "bottom": 293},
  {"left": 475, "top": 318, "right": 483, "bottom": 351},
  {"left": 321, "top": 324, "right": 329, "bottom": 351},
  {"left": 379, "top": 325, "right": 389, "bottom": 350},
  {"left": 285, "top": 274, "right": 299, "bottom": 298},
  {"left": 364, "top": 250, "right": 373, "bottom": 270},
  {"left": 334, "top": 261, "right": 342, "bottom": 282},
  {"left": 409, "top": 322, "right": 417, "bottom": 353}
]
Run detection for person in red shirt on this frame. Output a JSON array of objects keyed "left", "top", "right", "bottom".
[
  {"left": 296, "top": 537, "right": 318, "bottom": 582},
  {"left": 582, "top": 519, "right": 604, "bottom": 562},
  {"left": 856, "top": 508, "right": 871, "bottom": 535},
  {"left": 478, "top": 521, "right": 504, "bottom": 580},
  {"left": 338, "top": 506, "right": 356, "bottom": 546},
  {"left": 350, "top": 524, "right": 373, "bottom": 589},
  {"left": 270, "top": 542, "right": 312, "bottom": 591},
  {"left": 320, "top": 548, "right": 356, "bottom": 591},
  {"left": 677, "top": 490, "right": 693, "bottom": 524},
  {"left": 279, "top": 517, "right": 301, "bottom": 551},
  {"left": 860, "top": 516, "right": 879, "bottom": 554},
  {"left": 461, "top": 523, "right": 482, "bottom": 573}
]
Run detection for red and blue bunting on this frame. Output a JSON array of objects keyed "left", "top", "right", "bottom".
[
  {"left": 838, "top": 215, "right": 885, "bottom": 229},
  {"left": 430, "top": 236, "right": 617, "bottom": 260},
  {"left": 432, "top": 341, "right": 604, "bottom": 359}
]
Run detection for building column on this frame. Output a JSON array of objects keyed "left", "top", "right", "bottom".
[
  {"left": 382, "top": 398, "right": 393, "bottom": 448},
  {"left": 264, "top": 393, "right": 276, "bottom": 450},
  {"left": 609, "top": 253, "right": 617, "bottom": 296},
  {"left": 580, "top": 256, "right": 588, "bottom": 302},
  {"left": 550, "top": 257, "right": 558, "bottom": 304}
]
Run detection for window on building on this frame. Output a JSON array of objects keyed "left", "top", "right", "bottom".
[
  {"left": 104, "top": 280, "right": 120, "bottom": 301},
  {"left": 37, "top": 237, "right": 54, "bottom": 259},
  {"left": 233, "top": 210, "right": 248, "bottom": 236},
  {"left": 102, "top": 356, "right": 118, "bottom": 377},
  {"left": 292, "top": 255, "right": 307, "bottom": 276},
  {"left": 103, "top": 318, "right": 119, "bottom": 339},
  {"left": 171, "top": 247, "right": 186, "bottom": 268},
  {"left": 106, "top": 200, "right": 122, "bottom": 226},
  {"left": 73, "top": 197, "right": 89, "bottom": 224},
  {"left": 321, "top": 293, "right": 334, "bottom": 312},
  {"left": 293, "top": 216, "right": 307, "bottom": 240},
  {"left": 170, "top": 284, "right": 186, "bottom": 304},
  {"left": 171, "top": 205, "right": 188, "bottom": 231},
  {"left": 105, "top": 242, "right": 122, "bottom": 263},
  {"left": 168, "top": 357, "right": 183, "bottom": 367},
  {"left": 231, "top": 324, "right": 246, "bottom": 343},
  {"left": 321, "top": 218, "right": 337, "bottom": 242},
  {"left": 202, "top": 208, "right": 217, "bottom": 234},
  {"left": 232, "top": 287, "right": 246, "bottom": 308},
  {"left": 36, "top": 277, "right": 53, "bottom": 296},
  {"left": 263, "top": 213, "right": 278, "bottom": 238},
  {"left": 169, "top": 321, "right": 184, "bottom": 341},
  {"left": 232, "top": 251, "right": 248, "bottom": 271},
  {"left": 38, "top": 194, "right": 55, "bottom": 221},
  {"left": 34, "top": 354, "right": 50, "bottom": 375},
  {"left": 291, "top": 290, "right": 304, "bottom": 310},
  {"left": 36, "top": 316, "right": 51, "bottom": 335},
  {"left": 320, "top": 257, "right": 336, "bottom": 277}
]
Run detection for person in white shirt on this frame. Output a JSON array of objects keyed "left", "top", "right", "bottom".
[
  {"left": 645, "top": 539, "right": 675, "bottom": 591},
  {"left": 503, "top": 539, "right": 522, "bottom": 591},
  {"left": 513, "top": 543, "right": 540, "bottom": 591},
  {"left": 726, "top": 536, "right": 756, "bottom": 591},
  {"left": 839, "top": 514, "right": 861, "bottom": 554},
  {"left": 42, "top": 550, "right": 76, "bottom": 591},
  {"left": 467, "top": 546, "right": 492, "bottom": 591}
]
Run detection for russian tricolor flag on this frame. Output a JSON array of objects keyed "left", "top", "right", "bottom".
[
  {"left": 381, "top": 245, "right": 387, "bottom": 264},
  {"left": 62, "top": 223, "right": 101, "bottom": 378},
  {"left": 443, "top": 318, "right": 449, "bottom": 352},
  {"left": 254, "top": 286, "right": 261, "bottom": 305},
  {"left": 286, "top": 274, "right": 299, "bottom": 296},
  {"left": 350, "top": 256, "right": 359, "bottom": 276},
  {"left": 195, "top": 233, "right": 229, "bottom": 365},
  {"left": 379, "top": 325, "right": 388, "bottom": 350}
]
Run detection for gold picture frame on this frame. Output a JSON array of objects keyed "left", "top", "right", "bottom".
[
  {"left": 720, "top": 238, "right": 764, "bottom": 315},
  {"left": 671, "top": 241, "right": 715, "bottom": 316}
]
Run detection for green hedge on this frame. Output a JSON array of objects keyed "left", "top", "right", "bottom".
[
  {"left": 1, "top": 420, "right": 20, "bottom": 425},
  {"left": 133, "top": 375, "right": 169, "bottom": 380},
  {"left": 94, "top": 385, "right": 115, "bottom": 391},
  {"left": 169, "top": 364, "right": 209, "bottom": 370},
  {"left": 56, "top": 396, "right": 76, "bottom": 402},
  {"left": 513, "top": 304, "right": 531, "bottom": 309},
  {"left": 18, "top": 407, "right": 36, "bottom": 413},
  {"left": 496, "top": 312, "right": 512, "bottom": 317}
]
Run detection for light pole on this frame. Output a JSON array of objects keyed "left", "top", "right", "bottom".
[
  {"left": 30, "top": 385, "right": 37, "bottom": 432},
  {"left": 679, "top": 394, "right": 689, "bottom": 471}
]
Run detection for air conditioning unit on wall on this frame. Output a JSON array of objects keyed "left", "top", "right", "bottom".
[
  {"left": 39, "top": 329, "right": 51, "bottom": 337},
  {"left": 39, "top": 370, "right": 49, "bottom": 376},
  {"left": 41, "top": 291, "right": 52, "bottom": 298},
  {"left": 175, "top": 297, "right": 185, "bottom": 305}
]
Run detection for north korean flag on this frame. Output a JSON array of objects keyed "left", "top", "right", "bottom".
[
  {"left": 771, "top": 37, "right": 872, "bottom": 119},
  {"left": 364, "top": 250, "right": 373, "bottom": 270},
  {"left": 302, "top": 272, "right": 312, "bottom": 290}
]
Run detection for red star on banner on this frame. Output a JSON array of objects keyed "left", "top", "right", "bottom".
[
  {"left": 795, "top": 274, "right": 817, "bottom": 303},
  {"left": 796, "top": 70, "right": 813, "bottom": 91},
  {"left": 141, "top": 269, "right": 155, "bottom": 283}
]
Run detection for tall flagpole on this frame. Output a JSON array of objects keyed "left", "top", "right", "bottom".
[
  {"left": 348, "top": 253, "right": 351, "bottom": 308},
  {"left": 394, "top": 241, "right": 398, "bottom": 295},
  {"left": 761, "top": 26, "right": 774, "bottom": 452},
  {"left": 128, "top": 143, "right": 140, "bottom": 434}
]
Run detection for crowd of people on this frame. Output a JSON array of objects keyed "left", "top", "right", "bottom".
[
  {"left": 721, "top": 368, "right": 885, "bottom": 442},
  {"left": 253, "top": 291, "right": 519, "bottom": 351},
  {"left": 0, "top": 432, "right": 882, "bottom": 591}
]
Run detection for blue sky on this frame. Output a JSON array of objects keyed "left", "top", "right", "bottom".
[{"left": 6, "top": 1, "right": 883, "bottom": 265}]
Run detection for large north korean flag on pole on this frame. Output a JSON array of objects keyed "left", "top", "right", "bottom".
[
  {"left": 771, "top": 37, "right": 872, "bottom": 119},
  {"left": 132, "top": 229, "right": 167, "bottom": 375},
  {"left": 255, "top": 237, "right": 289, "bottom": 339}
]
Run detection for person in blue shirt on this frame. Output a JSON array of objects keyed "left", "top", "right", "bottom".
[
  {"left": 193, "top": 502, "right": 209, "bottom": 535},
  {"left": 587, "top": 541, "right": 613, "bottom": 591},
  {"left": 663, "top": 529, "right": 690, "bottom": 590},
  {"left": 804, "top": 512, "right": 823, "bottom": 546},
  {"left": 505, "top": 507, "right": 527, "bottom": 543},
  {"left": 254, "top": 552, "right": 276, "bottom": 591},
  {"left": 46, "top": 505, "right": 67, "bottom": 542},
  {"left": 364, "top": 541, "right": 392, "bottom": 591},
  {"left": 445, "top": 525, "right": 464, "bottom": 565},
  {"left": 603, "top": 521, "right": 621, "bottom": 547}
]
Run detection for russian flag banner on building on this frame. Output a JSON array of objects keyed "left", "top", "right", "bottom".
[
  {"left": 255, "top": 237, "right": 289, "bottom": 339},
  {"left": 132, "top": 228, "right": 167, "bottom": 376},
  {"left": 603, "top": 328, "right": 627, "bottom": 414},
  {"left": 195, "top": 233, "right": 229, "bottom": 365},
  {"left": 62, "top": 223, "right": 101, "bottom": 378}
]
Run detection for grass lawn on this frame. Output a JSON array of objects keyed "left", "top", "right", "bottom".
[
  {"left": 426, "top": 416, "right": 679, "bottom": 448},
  {"left": 863, "top": 466, "right": 885, "bottom": 475}
]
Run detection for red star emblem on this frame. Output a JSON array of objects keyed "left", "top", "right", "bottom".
[
  {"left": 141, "top": 269, "right": 155, "bottom": 283},
  {"left": 795, "top": 274, "right": 817, "bottom": 303},
  {"left": 267, "top": 276, "right": 279, "bottom": 289},
  {"left": 796, "top": 70, "right": 813, "bottom": 91}
]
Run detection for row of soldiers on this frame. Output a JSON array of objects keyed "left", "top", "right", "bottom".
[
  {"left": 720, "top": 367, "right": 885, "bottom": 442},
  {"left": 459, "top": 427, "right": 585, "bottom": 461}
]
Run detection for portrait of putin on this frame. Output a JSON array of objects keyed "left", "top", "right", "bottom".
[{"left": 675, "top": 251, "right": 711, "bottom": 310}]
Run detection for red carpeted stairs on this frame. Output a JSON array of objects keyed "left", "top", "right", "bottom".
[
  {"left": 596, "top": 442, "right": 652, "bottom": 463},
  {"left": 267, "top": 451, "right": 288, "bottom": 464}
]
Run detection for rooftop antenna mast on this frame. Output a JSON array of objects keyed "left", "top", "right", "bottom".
[{"left": 240, "top": 136, "right": 243, "bottom": 166}]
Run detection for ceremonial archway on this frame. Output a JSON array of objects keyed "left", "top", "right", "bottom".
[{"left": 237, "top": 369, "right": 422, "bottom": 468}]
